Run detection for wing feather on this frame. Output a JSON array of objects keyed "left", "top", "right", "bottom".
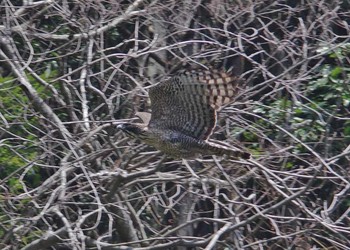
[{"left": 148, "top": 69, "right": 244, "bottom": 140}]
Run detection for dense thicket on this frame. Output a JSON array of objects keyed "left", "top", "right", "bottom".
[{"left": 0, "top": 1, "right": 349, "bottom": 249}]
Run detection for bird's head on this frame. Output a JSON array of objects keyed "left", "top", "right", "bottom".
[{"left": 117, "top": 123, "right": 148, "bottom": 140}]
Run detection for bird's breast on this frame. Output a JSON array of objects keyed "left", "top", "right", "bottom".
[{"left": 145, "top": 130, "right": 199, "bottom": 158}]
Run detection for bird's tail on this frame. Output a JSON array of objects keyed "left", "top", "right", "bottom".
[{"left": 205, "top": 140, "right": 251, "bottom": 159}]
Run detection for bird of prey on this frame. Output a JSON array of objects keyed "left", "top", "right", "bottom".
[{"left": 118, "top": 69, "right": 250, "bottom": 159}]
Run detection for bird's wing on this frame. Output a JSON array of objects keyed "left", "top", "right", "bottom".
[{"left": 148, "top": 69, "right": 244, "bottom": 140}]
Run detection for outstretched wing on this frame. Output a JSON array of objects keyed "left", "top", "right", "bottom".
[{"left": 148, "top": 69, "right": 244, "bottom": 140}]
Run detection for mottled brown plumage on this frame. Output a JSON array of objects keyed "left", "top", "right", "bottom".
[{"left": 118, "top": 69, "right": 250, "bottom": 159}]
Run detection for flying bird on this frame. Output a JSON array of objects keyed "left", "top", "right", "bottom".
[{"left": 118, "top": 69, "right": 250, "bottom": 159}]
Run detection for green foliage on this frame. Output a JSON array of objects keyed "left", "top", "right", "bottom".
[
  {"left": 0, "top": 69, "right": 57, "bottom": 184},
  {"left": 305, "top": 65, "right": 350, "bottom": 110},
  {"left": 250, "top": 43, "right": 350, "bottom": 158},
  {"left": 0, "top": 210, "right": 8, "bottom": 239},
  {"left": 21, "top": 230, "right": 44, "bottom": 246},
  {"left": 293, "top": 46, "right": 350, "bottom": 153},
  {"left": 344, "top": 121, "right": 350, "bottom": 136}
]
